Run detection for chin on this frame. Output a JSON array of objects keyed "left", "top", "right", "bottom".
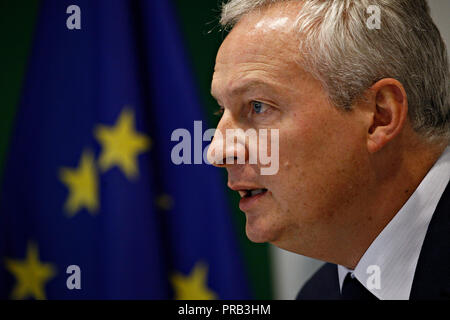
[{"left": 245, "top": 217, "right": 282, "bottom": 243}]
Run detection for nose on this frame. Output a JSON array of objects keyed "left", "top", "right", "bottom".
[{"left": 206, "top": 112, "right": 248, "bottom": 167}]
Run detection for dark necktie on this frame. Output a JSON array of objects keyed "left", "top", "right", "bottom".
[{"left": 341, "top": 273, "right": 378, "bottom": 300}]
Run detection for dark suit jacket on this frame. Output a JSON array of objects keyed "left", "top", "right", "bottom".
[{"left": 297, "top": 181, "right": 450, "bottom": 300}]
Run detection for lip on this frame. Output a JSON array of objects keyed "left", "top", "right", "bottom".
[
  {"left": 239, "top": 190, "right": 269, "bottom": 212},
  {"left": 228, "top": 182, "right": 264, "bottom": 192}
]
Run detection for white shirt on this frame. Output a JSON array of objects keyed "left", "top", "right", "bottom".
[{"left": 337, "top": 147, "right": 450, "bottom": 300}]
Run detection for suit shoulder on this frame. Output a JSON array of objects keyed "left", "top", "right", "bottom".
[{"left": 296, "top": 263, "right": 341, "bottom": 300}]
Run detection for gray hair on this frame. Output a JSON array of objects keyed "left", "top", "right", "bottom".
[{"left": 220, "top": 0, "right": 450, "bottom": 143}]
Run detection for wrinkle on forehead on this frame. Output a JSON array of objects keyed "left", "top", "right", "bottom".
[
  {"left": 212, "top": 1, "right": 307, "bottom": 102},
  {"left": 216, "top": 1, "right": 303, "bottom": 65}
]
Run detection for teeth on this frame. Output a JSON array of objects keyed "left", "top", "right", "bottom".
[
  {"left": 237, "top": 188, "right": 268, "bottom": 198},
  {"left": 249, "top": 189, "right": 267, "bottom": 197}
]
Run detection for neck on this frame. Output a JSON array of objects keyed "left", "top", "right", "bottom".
[{"left": 339, "top": 135, "right": 446, "bottom": 269}]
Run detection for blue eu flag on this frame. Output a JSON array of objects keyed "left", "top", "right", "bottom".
[{"left": 0, "top": 0, "right": 250, "bottom": 299}]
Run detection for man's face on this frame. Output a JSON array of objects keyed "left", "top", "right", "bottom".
[{"left": 210, "top": 3, "right": 370, "bottom": 258}]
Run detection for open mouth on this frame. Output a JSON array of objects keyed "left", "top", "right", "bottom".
[{"left": 238, "top": 188, "right": 268, "bottom": 198}]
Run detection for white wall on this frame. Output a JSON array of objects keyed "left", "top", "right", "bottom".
[
  {"left": 271, "top": 0, "right": 450, "bottom": 300},
  {"left": 271, "top": 245, "right": 324, "bottom": 300}
]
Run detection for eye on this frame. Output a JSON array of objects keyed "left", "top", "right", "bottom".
[{"left": 251, "top": 101, "right": 269, "bottom": 114}]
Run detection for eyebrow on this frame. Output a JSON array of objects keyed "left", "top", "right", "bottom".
[{"left": 211, "top": 78, "right": 278, "bottom": 103}]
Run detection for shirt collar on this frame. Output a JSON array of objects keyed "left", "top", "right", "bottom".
[{"left": 337, "top": 147, "right": 450, "bottom": 300}]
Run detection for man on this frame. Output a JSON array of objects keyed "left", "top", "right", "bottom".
[{"left": 207, "top": 0, "right": 450, "bottom": 300}]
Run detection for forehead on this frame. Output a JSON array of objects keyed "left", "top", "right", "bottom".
[{"left": 212, "top": 2, "right": 304, "bottom": 99}]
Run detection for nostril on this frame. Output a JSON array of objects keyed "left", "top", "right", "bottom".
[
  {"left": 224, "top": 142, "right": 246, "bottom": 165},
  {"left": 224, "top": 156, "right": 239, "bottom": 165},
  {"left": 206, "top": 144, "right": 224, "bottom": 166}
]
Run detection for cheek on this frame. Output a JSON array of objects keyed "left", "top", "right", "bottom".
[
  {"left": 279, "top": 106, "right": 363, "bottom": 170},
  {"left": 267, "top": 112, "right": 364, "bottom": 218}
]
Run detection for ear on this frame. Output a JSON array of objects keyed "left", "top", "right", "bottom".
[{"left": 366, "top": 78, "right": 408, "bottom": 153}]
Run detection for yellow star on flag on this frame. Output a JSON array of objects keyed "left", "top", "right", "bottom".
[
  {"left": 94, "top": 108, "right": 151, "bottom": 180},
  {"left": 171, "top": 262, "right": 217, "bottom": 300},
  {"left": 59, "top": 149, "right": 99, "bottom": 216},
  {"left": 4, "top": 242, "right": 56, "bottom": 300}
]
